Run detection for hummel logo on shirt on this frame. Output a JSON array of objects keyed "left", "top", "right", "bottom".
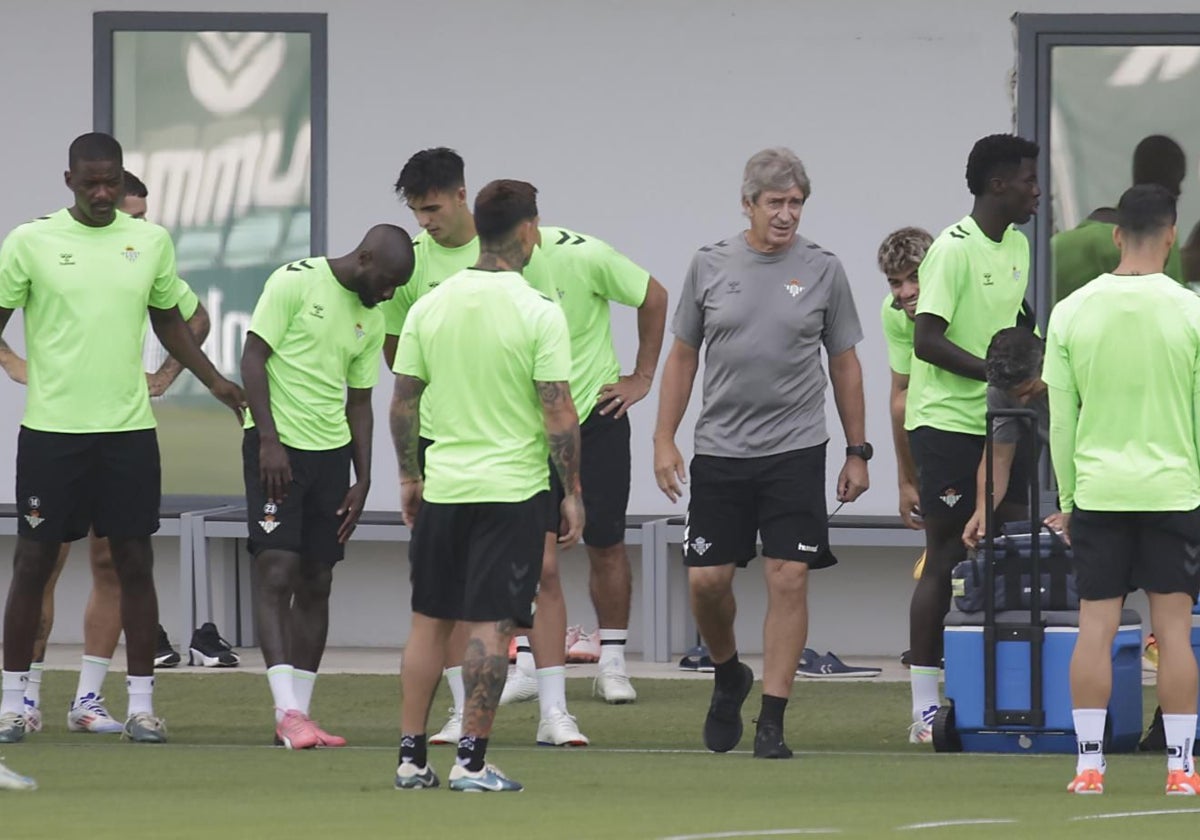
[
  {"left": 310, "top": 304, "right": 325, "bottom": 319},
  {"left": 59, "top": 253, "right": 74, "bottom": 266}
]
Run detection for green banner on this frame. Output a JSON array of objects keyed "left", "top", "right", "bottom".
[{"left": 113, "top": 30, "right": 312, "bottom": 494}]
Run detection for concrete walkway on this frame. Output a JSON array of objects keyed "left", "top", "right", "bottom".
[{"left": 37, "top": 644, "right": 914, "bottom": 681}]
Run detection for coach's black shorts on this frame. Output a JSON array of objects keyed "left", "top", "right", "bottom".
[
  {"left": 243, "top": 428, "right": 352, "bottom": 565},
  {"left": 1069, "top": 506, "right": 1200, "bottom": 602},
  {"left": 409, "top": 492, "right": 548, "bottom": 627},
  {"left": 546, "top": 407, "right": 631, "bottom": 547},
  {"left": 16, "top": 426, "right": 161, "bottom": 542},
  {"left": 908, "top": 426, "right": 1030, "bottom": 520},
  {"left": 682, "top": 443, "right": 836, "bottom": 569}
]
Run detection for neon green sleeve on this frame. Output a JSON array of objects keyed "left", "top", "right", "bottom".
[
  {"left": 147, "top": 232, "right": 185, "bottom": 310},
  {"left": 0, "top": 230, "right": 30, "bottom": 309},
  {"left": 1044, "top": 309, "right": 1079, "bottom": 511},
  {"left": 247, "top": 268, "right": 303, "bottom": 350}
]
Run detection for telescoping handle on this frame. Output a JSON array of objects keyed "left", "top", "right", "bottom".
[{"left": 983, "top": 406, "right": 1045, "bottom": 729}]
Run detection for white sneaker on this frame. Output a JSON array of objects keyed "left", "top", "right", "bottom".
[
  {"left": 499, "top": 668, "right": 539, "bottom": 705},
  {"left": 536, "top": 706, "right": 590, "bottom": 747},
  {"left": 908, "top": 705, "right": 937, "bottom": 745},
  {"left": 429, "top": 708, "right": 462, "bottom": 745},
  {"left": 0, "top": 759, "right": 36, "bottom": 791},
  {"left": 22, "top": 700, "right": 41, "bottom": 734},
  {"left": 594, "top": 666, "right": 637, "bottom": 704},
  {"left": 67, "top": 693, "right": 124, "bottom": 734}
]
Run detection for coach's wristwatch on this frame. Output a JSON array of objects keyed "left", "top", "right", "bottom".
[{"left": 845, "top": 442, "right": 874, "bottom": 461}]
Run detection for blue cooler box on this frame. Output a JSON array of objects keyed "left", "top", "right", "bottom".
[{"left": 943, "top": 608, "right": 1142, "bottom": 753}]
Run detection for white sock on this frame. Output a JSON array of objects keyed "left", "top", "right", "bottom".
[
  {"left": 267, "top": 664, "right": 299, "bottom": 723},
  {"left": 75, "top": 655, "right": 110, "bottom": 704},
  {"left": 514, "top": 637, "right": 536, "bottom": 676},
  {"left": 126, "top": 675, "right": 154, "bottom": 718},
  {"left": 293, "top": 669, "right": 317, "bottom": 716},
  {"left": 1, "top": 671, "right": 29, "bottom": 716},
  {"left": 1073, "top": 708, "right": 1107, "bottom": 773},
  {"left": 598, "top": 629, "right": 628, "bottom": 671},
  {"left": 25, "top": 663, "right": 43, "bottom": 707},
  {"left": 1164, "top": 713, "right": 1197, "bottom": 774},
  {"left": 910, "top": 666, "right": 940, "bottom": 721},
  {"left": 445, "top": 666, "right": 465, "bottom": 717},
  {"left": 537, "top": 666, "right": 567, "bottom": 720}
]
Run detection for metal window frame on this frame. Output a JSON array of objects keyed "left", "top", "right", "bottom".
[
  {"left": 1014, "top": 13, "right": 1200, "bottom": 504},
  {"left": 1015, "top": 13, "right": 1200, "bottom": 329}
]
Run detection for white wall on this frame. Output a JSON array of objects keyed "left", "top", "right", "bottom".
[{"left": 0, "top": 1, "right": 1185, "bottom": 652}]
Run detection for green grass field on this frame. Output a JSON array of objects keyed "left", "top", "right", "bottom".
[{"left": 3, "top": 673, "right": 1198, "bottom": 839}]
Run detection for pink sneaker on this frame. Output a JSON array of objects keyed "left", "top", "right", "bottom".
[
  {"left": 311, "top": 719, "right": 346, "bottom": 748},
  {"left": 275, "top": 710, "right": 320, "bottom": 750},
  {"left": 567, "top": 628, "right": 601, "bottom": 663},
  {"left": 563, "top": 625, "right": 582, "bottom": 656}
]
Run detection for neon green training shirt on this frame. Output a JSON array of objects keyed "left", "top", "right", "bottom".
[
  {"left": 526, "top": 227, "right": 649, "bottom": 421},
  {"left": 0, "top": 208, "right": 185, "bottom": 432},
  {"left": 905, "top": 215, "right": 1030, "bottom": 435},
  {"left": 245, "top": 257, "right": 385, "bottom": 451},
  {"left": 880, "top": 292, "right": 914, "bottom": 375},
  {"left": 394, "top": 268, "right": 571, "bottom": 504},
  {"left": 1044, "top": 272, "right": 1200, "bottom": 513}
]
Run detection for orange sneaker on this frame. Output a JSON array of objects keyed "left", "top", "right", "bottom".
[
  {"left": 1067, "top": 769, "right": 1104, "bottom": 794},
  {"left": 275, "top": 709, "right": 320, "bottom": 750},
  {"left": 311, "top": 719, "right": 346, "bottom": 748},
  {"left": 1166, "top": 769, "right": 1200, "bottom": 795}
]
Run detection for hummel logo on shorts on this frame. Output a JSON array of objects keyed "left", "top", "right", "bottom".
[{"left": 798, "top": 542, "right": 819, "bottom": 553}]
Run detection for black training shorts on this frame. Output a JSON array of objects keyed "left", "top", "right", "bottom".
[
  {"left": 243, "top": 428, "right": 352, "bottom": 565},
  {"left": 16, "top": 427, "right": 161, "bottom": 542},
  {"left": 682, "top": 443, "right": 836, "bottom": 569}
]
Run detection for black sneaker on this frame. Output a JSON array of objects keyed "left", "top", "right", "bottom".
[
  {"left": 753, "top": 720, "right": 793, "bottom": 759},
  {"left": 188, "top": 622, "right": 240, "bottom": 668},
  {"left": 703, "top": 662, "right": 753, "bottom": 753},
  {"left": 153, "top": 625, "right": 181, "bottom": 668},
  {"left": 679, "top": 644, "right": 715, "bottom": 673}
]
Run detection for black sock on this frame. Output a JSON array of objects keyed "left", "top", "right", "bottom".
[
  {"left": 759, "top": 694, "right": 788, "bottom": 728},
  {"left": 714, "top": 652, "right": 742, "bottom": 689},
  {"left": 400, "top": 733, "right": 427, "bottom": 768},
  {"left": 457, "top": 735, "right": 489, "bottom": 772}
]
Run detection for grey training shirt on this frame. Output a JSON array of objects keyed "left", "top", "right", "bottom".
[
  {"left": 673, "top": 232, "right": 863, "bottom": 459},
  {"left": 987, "top": 386, "right": 1049, "bottom": 446}
]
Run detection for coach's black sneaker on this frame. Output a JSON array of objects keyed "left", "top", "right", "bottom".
[
  {"left": 753, "top": 720, "right": 793, "bottom": 759},
  {"left": 188, "top": 622, "right": 240, "bottom": 668},
  {"left": 703, "top": 662, "right": 753, "bottom": 753},
  {"left": 153, "top": 625, "right": 181, "bottom": 669}
]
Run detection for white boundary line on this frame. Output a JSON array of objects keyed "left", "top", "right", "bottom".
[
  {"left": 657, "top": 831, "right": 841, "bottom": 840},
  {"left": 26, "top": 741, "right": 1070, "bottom": 759},
  {"left": 896, "top": 819, "right": 1016, "bottom": 831},
  {"left": 1070, "top": 808, "right": 1200, "bottom": 821}
]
